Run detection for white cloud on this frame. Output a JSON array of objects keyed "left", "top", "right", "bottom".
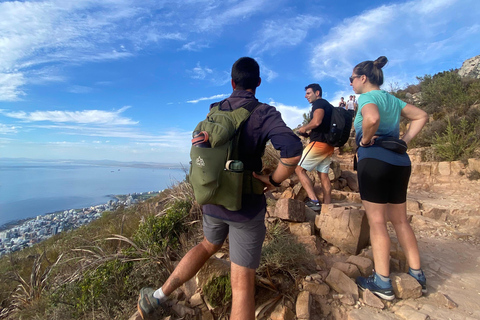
[
  {"left": 188, "top": 63, "right": 230, "bottom": 86},
  {"left": 0, "top": 73, "right": 26, "bottom": 101},
  {"left": 190, "top": 63, "right": 214, "bottom": 80},
  {"left": 0, "top": 106, "right": 137, "bottom": 125},
  {"left": 249, "top": 15, "right": 323, "bottom": 55},
  {"left": 187, "top": 94, "right": 229, "bottom": 104},
  {"left": 268, "top": 99, "right": 310, "bottom": 129},
  {"left": 309, "top": 0, "right": 479, "bottom": 86},
  {"left": 0, "top": 123, "right": 19, "bottom": 134},
  {"left": 67, "top": 85, "right": 93, "bottom": 94},
  {"left": 180, "top": 41, "right": 210, "bottom": 52}
]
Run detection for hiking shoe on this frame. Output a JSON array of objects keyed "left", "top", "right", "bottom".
[
  {"left": 137, "top": 287, "right": 163, "bottom": 319},
  {"left": 408, "top": 270, "right": 427, "bottom": 294},
  {"left": 356, "top": 273, "right": 395, "bottom": 301},
  {"left": 305, "top": 199, "right": 321, "bottom": 212}
]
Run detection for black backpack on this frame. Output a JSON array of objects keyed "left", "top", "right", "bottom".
[{"left": 324, "top": 107, "right": 352, "bottom": 147}]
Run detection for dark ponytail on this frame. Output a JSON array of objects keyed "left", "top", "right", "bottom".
[{"left": 354, "top": 56, "right": 388, "bottom": 86}]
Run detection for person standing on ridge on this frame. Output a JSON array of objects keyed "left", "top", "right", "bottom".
[
  {"left": 137, "top": 57, "right": 302, "bottom": 320},
  {"left": 295, "top": 83, "right": 334, "bottom": 212},
  {"left": 339, "top": 96, "right": 346, "bottom": 109},
  {"left": 351, "top": 56, "right": 428, "bottom": 300},
  {"left": 346, "top": 95, "right": 356, "bottom": 119}
]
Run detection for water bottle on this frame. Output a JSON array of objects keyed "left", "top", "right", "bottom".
[
  {"left": 225, "top": 160, "right": 244, "bottom": 172},
  {"left": 192, "top": 131, "right": 211, "bottom": 148}
]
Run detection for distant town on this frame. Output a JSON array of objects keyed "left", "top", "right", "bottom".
[{"left": 0, "top": 191, "right": 161, "bottom": 257}]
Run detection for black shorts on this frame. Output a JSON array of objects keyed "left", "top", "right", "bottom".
[{"left": 357, "top": 158, "right": 411, "bottom": 204}]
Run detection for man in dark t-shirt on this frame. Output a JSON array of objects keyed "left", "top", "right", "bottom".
[
  {"left": 137, "top": 57, "right": 302, "bottom": 320},
  {"left": 296, "top": 83, "right": 334, "bottom": 211}
]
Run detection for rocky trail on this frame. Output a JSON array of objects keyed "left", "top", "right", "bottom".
[{"left": 130, "top": 153, "right": 480, "bottom": 320}]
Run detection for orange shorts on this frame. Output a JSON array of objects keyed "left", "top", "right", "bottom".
[{"left": 298, "top": 141, "right": 334, "bottom": 173}]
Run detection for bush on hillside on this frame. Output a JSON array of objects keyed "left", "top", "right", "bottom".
[{"left": 433, "top": 118, "right": 479, "bottom": 161}]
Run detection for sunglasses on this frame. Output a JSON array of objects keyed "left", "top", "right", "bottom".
[{"left": 349, "top": 75, "right": 361, "bottom": 83}]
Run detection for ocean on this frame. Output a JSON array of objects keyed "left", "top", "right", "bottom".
[{"left": 0, "top": 159, "right": 186, "bottom": 227}]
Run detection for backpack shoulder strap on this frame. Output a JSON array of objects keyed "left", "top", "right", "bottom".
[{"left": 229, "top": 100, "right": 262, "bottom": 160}]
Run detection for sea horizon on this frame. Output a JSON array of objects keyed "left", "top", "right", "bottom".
[{"left": 0, "top": 158, "right": 186, "bottom": 227}]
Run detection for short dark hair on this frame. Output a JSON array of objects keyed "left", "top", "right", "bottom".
[
  {"left": 231, "top": 57, "right": 260, "bottom": 90},
  {"left": 353, "top": 56, "right": 388, "bottom": 86},
  {"left": 305, "top": 83, "right": 322, "bottom": 97}
]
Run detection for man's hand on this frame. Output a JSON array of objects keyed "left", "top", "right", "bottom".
[
  {"left": 252, "top": 172, "right": 277, "bottom": 192},
  {"left": 297, "top": 126, "right": 309, "bottom": 137}
]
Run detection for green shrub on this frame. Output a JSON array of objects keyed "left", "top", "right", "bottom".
[
  {"left": 203, "top": 275, "right": 232, "bottom": 308},
  {"left": 133, "top": 200, "right": 191, "bottom": 255},
  {"left": 433, "top": 118, "right": 479, "bottom": 161},
  {"left": 67, "top": 259, "right": 133, "bottom": 317}
]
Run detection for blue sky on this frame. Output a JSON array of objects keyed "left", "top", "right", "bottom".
[{"left": 0, "top": 0, "right": 479, "bottom": 165}]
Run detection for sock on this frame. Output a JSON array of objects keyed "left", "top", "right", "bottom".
[
  {"left": 311, "top": 199, "right": 319, "bottom": 203},
  {"left": 153, "top": 287, "right": 168, "bottom": 303},
  {"left": 374, "top": 272, "right": 391, "bottom": 288}
]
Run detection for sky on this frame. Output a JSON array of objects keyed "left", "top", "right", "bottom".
[{"left": 0, "top": 0, "right": 479, "bottom": 165}]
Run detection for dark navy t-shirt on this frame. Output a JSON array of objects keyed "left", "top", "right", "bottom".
[
  {"left": 202, "top": 90, "right": 303, "bottom": 222},
  {"left": 309, "top": 98, "right": 333, "bottom": 143}
]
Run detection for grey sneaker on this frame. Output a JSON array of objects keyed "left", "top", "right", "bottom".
[
  {"left": 137, "top": 287, "right": 163, "bottom": 319},
  {"left": 305, "top": 199, "right": 321, "bottom": 212}
]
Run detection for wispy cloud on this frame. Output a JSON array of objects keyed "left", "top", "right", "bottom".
[
  {"left": 187, "top": 63, "right": 230, "bottom": 86},
  {"left": 187, "top": 94, "right": 229, "bottom": 104},
  {"left": 67, "top": 85, "right": 94, "bottom": 94},
  {"left": 0, "top": 106, "right": 137, "bottom": 125},
  {"left": 249, "top": 15, "right": 323, "bottom": 55},
  {"left": 0, "top": 123, "right": 19, "bottom": 134},
  {"left": 0, "top": 73, "right": 26, "bottom": 101},
  {"left": 309, "top": 0, "right": 480, "bottom": 85}
]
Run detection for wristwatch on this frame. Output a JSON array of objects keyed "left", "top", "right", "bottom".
[{"left": 269, "top": 174, "right": 281, "bottom": 187}]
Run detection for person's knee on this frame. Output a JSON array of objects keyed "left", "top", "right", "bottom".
[
  {"left": 295, "top": 166, "right": 305, "bottom": 175},
  {"left": 200, "top": 238, "right": 222, "bottom": 255}
]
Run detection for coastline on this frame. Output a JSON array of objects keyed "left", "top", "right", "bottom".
[{"left": 0, "top": 191, "right": 162, "bottom": 256}]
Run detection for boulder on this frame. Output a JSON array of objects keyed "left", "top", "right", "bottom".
[
  {"left": 296, "top": 290, "right": 311, "bottom": 320},
  {"left": 302, "top": 280, "right": 330, "bottom": 296},
  {"left": 391, "top": 273, "right": 422, "bottom": 299},
  {"left": 362, "top": 289, "right": 384, "bottom": 309},
  {"left": 315, "top": 204, "right": 370, "bottom": 254},
  {"left": 332, "top": 262, "right": 361, "bottom": 279},
  {"left": 289, "top": 222, "right": 313, "bottom": 237},
  {"left": 346, "top": 256, "right": 373, "bottom": 277},
  {"left": 325, "top": 267, "right": 359, "bottom": 301},
  {"left": 273, "top": 198, "right": 306, "bottom": 222},
  {"left": 458, "top": 54, "right": 480, "bottom": 79},
  {"left": 270, "top": 303, "right": 295, "bottom": 320}
]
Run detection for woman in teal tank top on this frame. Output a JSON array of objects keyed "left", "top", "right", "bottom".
[{"left": 351, "top": 56, "right": 429, "bottom": 300}]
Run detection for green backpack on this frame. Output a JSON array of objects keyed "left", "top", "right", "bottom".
[{"left": 189, "top": 100, "right": 264, "bottom": 211}]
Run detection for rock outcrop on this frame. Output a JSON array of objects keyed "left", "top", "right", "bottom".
[{"left": 458, "top": 54, "right": 480, "bottom": 79}]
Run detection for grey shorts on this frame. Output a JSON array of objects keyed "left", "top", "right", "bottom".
[{"left": 203, "top": 210, "right": 266, "bottom": 269}]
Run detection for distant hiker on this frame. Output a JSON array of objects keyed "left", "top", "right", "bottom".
[
  {"left": 346, "top": 95, "right": 356, "bottom": 118},
  {"left": 137, "top": 57, "right": 302, "bottom": 320},
  {"left": 351, "top": 56, "right": 428, "bottom": 300},
  {"left": 295, "top": 83, "right": 334, "bottom": 211},
  {"left": 338, "top": 96, "right": 346, "bottom": 109}
]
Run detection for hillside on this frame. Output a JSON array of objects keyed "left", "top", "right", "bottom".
[{"left": 1, "top": 55, "right": 480, "bottom": 320}]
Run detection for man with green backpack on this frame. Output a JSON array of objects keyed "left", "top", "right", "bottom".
[{"left": 137, "top": 57, "right": 302, "bottom": 320}]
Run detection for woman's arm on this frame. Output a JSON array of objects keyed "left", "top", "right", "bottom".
[
  {"left": 360, "top": 103, "right": 380, "bottom": 145},
  {"left": 401, "top": 104, "right": 428, "bottom": 144}
]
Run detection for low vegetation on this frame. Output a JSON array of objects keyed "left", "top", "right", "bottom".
[
  {"left": 393, "top": 69, "right": 480, "bottom": 161},
  {"left": 1, "top": 67, "right": 479, "bottom": 319}
]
